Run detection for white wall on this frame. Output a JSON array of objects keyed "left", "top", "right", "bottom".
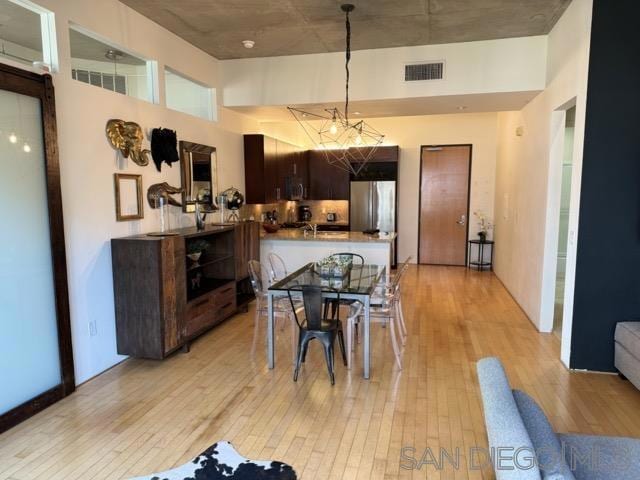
[
  {"left": 223, "top": 36, "right": 547, "bottom": 107},
  {"left": 7, "top": 0, "right": 259, "bottom": 384},
  {"left": 493, "top": 0, "right": 592, "bottom": 356},
  {"left": 261, "top": 113, "right": 498, "bottom": 264}
]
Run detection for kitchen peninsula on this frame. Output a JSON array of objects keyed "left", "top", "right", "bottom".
[{"left": 260, "top": 229, "right": 396, "bottom": 275}]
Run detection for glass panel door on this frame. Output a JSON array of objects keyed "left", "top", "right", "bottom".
[{"left": 0, "top": 89, "right": 62, "bottom": 415}]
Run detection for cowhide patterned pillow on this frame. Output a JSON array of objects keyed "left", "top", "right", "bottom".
[{"left": 129, "top": 441, "right": 297, "bottom": 480}]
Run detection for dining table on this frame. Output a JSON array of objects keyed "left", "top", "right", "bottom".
[{"left": 267, "top": 262, "right": 386, "bottom": 379}]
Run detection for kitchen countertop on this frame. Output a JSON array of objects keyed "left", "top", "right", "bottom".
[
  {"left": 280, "top": 221, "right": 350, "bottom": 227},
  {"left": 261, "top": 230, "right": 396, "bottom": 243}
]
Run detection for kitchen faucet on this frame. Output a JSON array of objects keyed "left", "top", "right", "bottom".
[{"left": 301, "top": 222, "right": 318, "bottom": 235}]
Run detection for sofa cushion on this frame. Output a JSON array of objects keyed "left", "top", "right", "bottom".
[
  {"left": 558, "top": 433, "right": 640, "bottom": 480},
  {"left": 513, "top": 390, "right": 576, "bottom": 480},
  {"left": 615, "top": 322, "right": 640, "bottom": 361}
]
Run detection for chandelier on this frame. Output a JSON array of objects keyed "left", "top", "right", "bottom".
[{"left": 288, "top": 4, "right": 385, "bottom": 177}]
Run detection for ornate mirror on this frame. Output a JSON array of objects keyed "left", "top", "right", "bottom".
[{"left": 179, "top": 140, "right": 218, "bottom": 213}]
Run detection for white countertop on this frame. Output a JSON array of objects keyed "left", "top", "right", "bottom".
[{"left": 260, "top": 230, "right": 396, "bottom": 244}]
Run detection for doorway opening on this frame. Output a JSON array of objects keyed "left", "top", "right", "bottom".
[
  {"left": 418, "top": 145, "right": 472, "bottom": 266},
  {"left": 553, "top": 106, "right": 576, "bottom": 337}
]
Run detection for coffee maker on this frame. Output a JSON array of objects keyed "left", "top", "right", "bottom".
[{"left": 297, "top": 205, "right": 312, "bottom": 222}]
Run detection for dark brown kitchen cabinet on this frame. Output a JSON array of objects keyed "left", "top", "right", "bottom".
[
  {"left": 244, "top": 134, "right": 279, "bottom": 204},
  {"left": 308, "top": 150, "right": 350, "bottom": 200},
  {"left": 244, "top": 134, "right": 308, "bottom": 203},
  {"left": 351, "top": 145, "right": 399, "bottom": 163},
  {"left": 279, "top": 143, "right": 308, "bottom": 201}
]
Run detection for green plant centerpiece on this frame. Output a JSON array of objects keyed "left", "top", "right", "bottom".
[{"left": 316, "top": 255, "right": 353, "bottom": 278}]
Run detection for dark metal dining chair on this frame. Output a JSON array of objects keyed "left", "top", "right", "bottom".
[{"left": 287, "top": 285, "right": 347, "bottom": 385}]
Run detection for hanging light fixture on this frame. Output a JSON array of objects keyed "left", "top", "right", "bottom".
[
  {"left": 105, "top": 49, "right": 124, "bottom": 75},
  {"left": 288, "top": 4, "right": 384, "bottom": 177}
]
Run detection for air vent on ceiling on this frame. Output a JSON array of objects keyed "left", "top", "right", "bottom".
[{"left": 404, "top": 62, "right": 444, "bottom": 81}]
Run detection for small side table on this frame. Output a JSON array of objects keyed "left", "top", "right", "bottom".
[{"left": 468, "top": 239, "right": 494, "bottom": 271}]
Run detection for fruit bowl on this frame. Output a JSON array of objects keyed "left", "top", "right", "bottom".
[{"left": 262, "top": 223, "right": 280, "bottom": 233}]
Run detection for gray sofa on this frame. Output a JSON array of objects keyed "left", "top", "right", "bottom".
[
  {"left": 477, "top": 357, "right": 640, "bottom": 480},
  {"left": 615, "top": 322, "right": 640, "bottom": 390}
]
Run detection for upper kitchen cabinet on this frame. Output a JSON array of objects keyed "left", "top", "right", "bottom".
[
  {"left": 350, "top": 146, "right": 400, "bottom": 181},
  {"left": 277, "top": 140, "right": 308, "bottom": 202},
  {"left": 308, "top": 150, "right": 350, "bottom": 200},
  {"left": 244, "top": 134, "right": 308, "bottom": 204},
  {"left": 351, "top": 145, "right": 399, "bottom": 163},
  {"left": 244, "top": 134, "right": 278, "bottom": 204}
]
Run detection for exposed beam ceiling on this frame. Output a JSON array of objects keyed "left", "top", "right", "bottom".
[{"left": 119, "top": 0, "right": 572, "bottom": 60}]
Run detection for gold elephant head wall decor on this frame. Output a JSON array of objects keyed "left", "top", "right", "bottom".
[{"left": 106, "top": 119, "right": 150, "bottom": 166}]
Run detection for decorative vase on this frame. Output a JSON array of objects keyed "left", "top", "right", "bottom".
[
  {"left": 478, "top": 231, "right": 487, "bottom": 243},
  {"left": 158, "top": 196, "right": 170, "bottom": 232}
]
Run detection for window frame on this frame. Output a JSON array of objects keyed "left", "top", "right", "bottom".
[
  {"left": 164, "top": 65, "right": 216, "bottom": 121},
  {"left": 1, "top": 0, "right": 58, "bottom": 72},
  {"left": 68, "top": 23, "right": 159, "bottom": 104}
]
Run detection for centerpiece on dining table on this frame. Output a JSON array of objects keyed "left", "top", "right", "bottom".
[{"left": 315, "top": 255, "right": 353, "bottom": 278}]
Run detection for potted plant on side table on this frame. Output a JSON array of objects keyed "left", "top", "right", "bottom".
[{"left": 473, "top": 211, "right": 493, "bottom": 243}]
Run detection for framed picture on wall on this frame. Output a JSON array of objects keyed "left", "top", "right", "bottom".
[{"left": 114, "top": 173, "right": 143, "bottom": 221}]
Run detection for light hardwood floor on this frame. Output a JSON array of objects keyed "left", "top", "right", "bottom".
[{"left": 1, "top": 266, "right": 640, "bottom": 479}]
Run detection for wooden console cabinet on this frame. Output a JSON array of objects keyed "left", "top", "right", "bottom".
[{"left": 111, "top": 222, "right": 260, "bottom": 359}]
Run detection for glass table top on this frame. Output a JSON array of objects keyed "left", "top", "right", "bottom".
[{"left": 269, "top": 263, "right": 386, "bottom": 296}]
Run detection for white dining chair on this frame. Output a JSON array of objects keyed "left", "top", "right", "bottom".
[
  {"left": 268, "top": 252, "right": 288, "bottom": 283},
  {"left": 345, "top": 261, "right": 409, "bottom": 370},
  {"left": 248, "top": 260, "right": 301, "bottom": 362}
]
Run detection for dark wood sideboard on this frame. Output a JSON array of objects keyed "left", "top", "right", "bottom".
[{"left": 111, "top": 222, "right": 260, "bottom": 359}]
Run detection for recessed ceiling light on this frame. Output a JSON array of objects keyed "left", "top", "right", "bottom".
[
  {"left": 353, "top": 111, "right": 361, "bottom": 115},
  {"left": 530, "top": 13, "right": 546, "bottom": 21},
  {"left": 457, "top": 106, "right": 468, "bottom": 111},
  {"left": 242, "top": 40, "right": 255, "bottom": 49}
]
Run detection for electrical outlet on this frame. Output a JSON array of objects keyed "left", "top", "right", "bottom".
[{"left": 88, "top": 322, "right": 97, "bottom": 336}]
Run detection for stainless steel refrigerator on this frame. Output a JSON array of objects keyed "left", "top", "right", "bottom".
[
  {"left": 350, "top": 181, "right": 397, "bottom": 233},
  {"left": 350, "top": 180, "right": 397, "bottom": 266}
]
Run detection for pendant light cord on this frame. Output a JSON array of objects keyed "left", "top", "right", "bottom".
[{"left": 344, "top": 8, "right": 351, "bottom": 122}]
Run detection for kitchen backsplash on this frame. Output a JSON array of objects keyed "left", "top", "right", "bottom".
[{"left": 240, "top": 200, "right": 349, "bottom": 224}]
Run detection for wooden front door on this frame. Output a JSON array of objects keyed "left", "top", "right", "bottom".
[{"left": 419, "top": 145, "right": 471, "bottom": 265}]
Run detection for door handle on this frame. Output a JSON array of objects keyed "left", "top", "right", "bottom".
[{"left": 457, "top": 214, "right": 466, "bottom": 226}]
